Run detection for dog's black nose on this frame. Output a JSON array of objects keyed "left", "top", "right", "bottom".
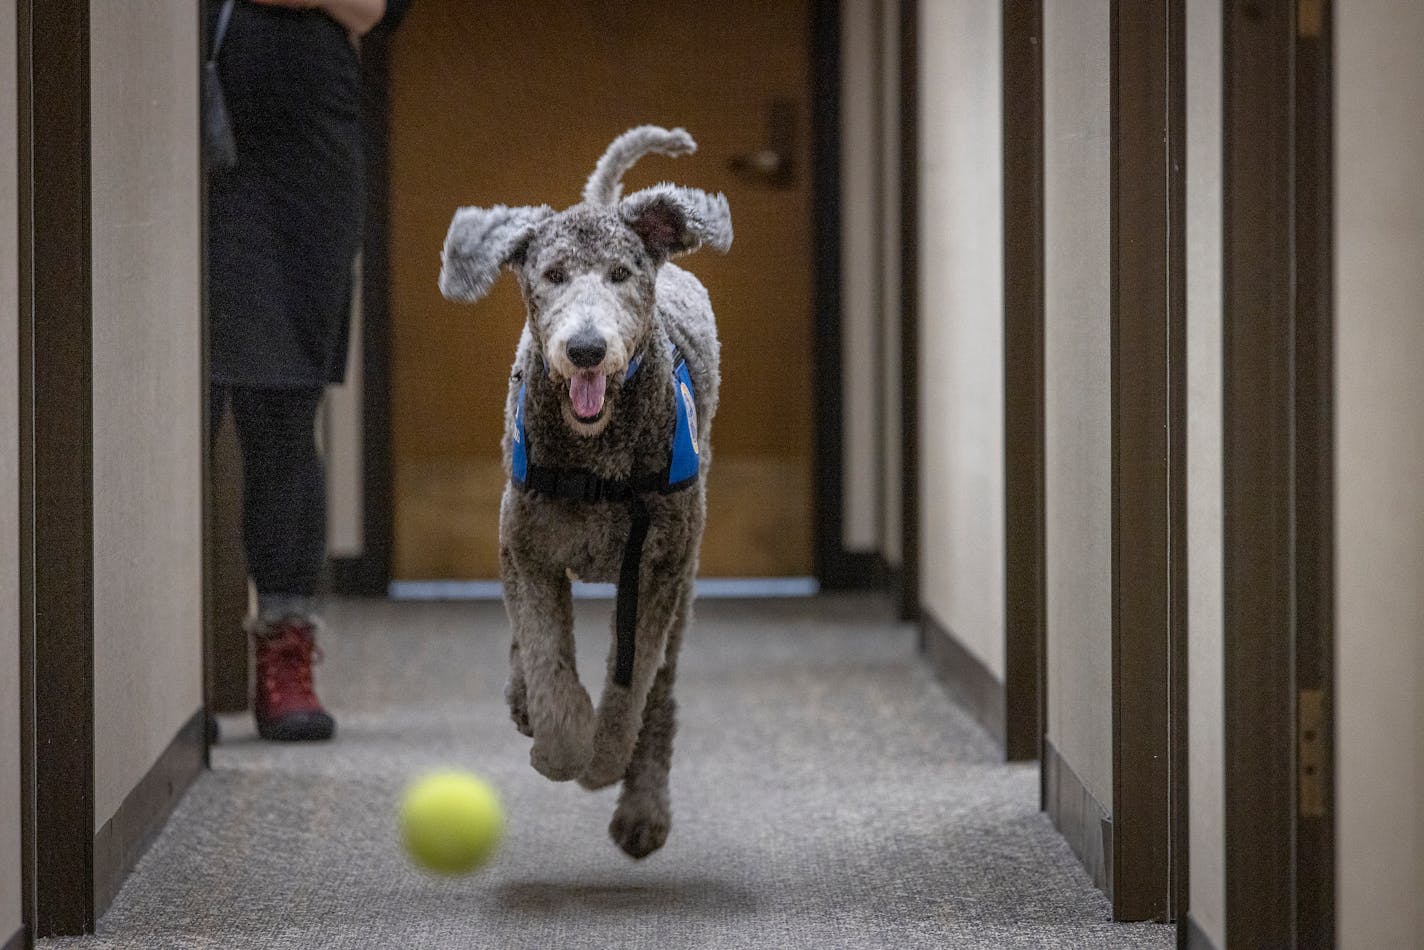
[{"left": 567, "top": 333, "right": 607, "bottom": 369}]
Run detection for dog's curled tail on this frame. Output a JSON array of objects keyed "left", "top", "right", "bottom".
[{"left": 582, "top": 126, "right": 697, "bottom": 207}]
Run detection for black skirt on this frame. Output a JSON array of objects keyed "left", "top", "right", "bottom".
[{"left": 207, "top": 1, "right": 407, "bottom": 387}]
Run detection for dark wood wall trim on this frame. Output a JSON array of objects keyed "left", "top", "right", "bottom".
[
  {"left": 896, "top": 0, "right": 919, "bottom": 621},
  {"left": 92, "top": 711, "right": 205, "bottom": 919},
  {"left": 20, "top": 0, "right": 96, "bottom": 936},
  {"left": 825, "top": 552, "right": 890, "bottom": 592},
  {"left": 1107, "top": 0, "right": 1184, "bottom": 923},
  {"left": 1184, "top": 914, "right": 1221, "bottom": 950},
  {"left": 331, "top": 22, "right": 398, "bottom": 596},
  {"left": 921, "top": 611, "right": 1005, "bottom": 750},
  {"left": 198, "top": 4, "right": 219, "bottom": 746},
  {"left": 1221, "top": 2, "right": 1297, "bottom": 944},
  {"left": 1001, "top": 0, "right": 1044, "bottom": 767},
  {"left": 1222, "top": 2, "right": 1336, "bottom": 946},
  {"left": 16, "top": 3, "right": 35, "bottom": 944},
  {"left": 808, "top": 0, "right": 867, "bottom": 591},
  {"left": 1044, "top": 739, "right": 1113, "bottom": 899},
  {"left": 1290, "top": 3, "right": 1335, "bottom": 945},
  {"left": 207, "top": 415, "right": 251, "bottom": 713}
]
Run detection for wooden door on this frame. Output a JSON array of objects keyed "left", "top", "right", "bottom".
[{"left": 388, "top": 0, "right": 814, "bottom": 580}]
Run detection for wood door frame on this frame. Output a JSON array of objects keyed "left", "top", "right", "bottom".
[
  {"left": 17, "top": 0, "right": 97, "bottom": 935},
  {"left": 336, "top": 3, "right": 858, "bottom": 595},
  {"left": 328, "top": 20, "right": 397, "bottom": 597},
  {"left": 810, "top": 0, "right": 873, "bottom": 590},
  {"left": 1038, "top": 0, "right": 1188, "bottom": 920},
  {"left": 1013, "top": 1, "right": 1187, "bottom": 916},
  {"left": 1107, "top": 0, "right": 1187, "bottom": 923},
  {"left": 17, "top": 7, "right": 214, "bottom": 936},
  {"left": 1288, "top": 2, "right": 1334, "bottom": 939},
  {"left": 1001, "top": 0, "right": 1045, "bottom": 766},
  {"left": 895, "top": 0, "right": 918, "bottom": 621},
  {"left": 1220, "top": 1, "right": 1335, "bottom": 945}
]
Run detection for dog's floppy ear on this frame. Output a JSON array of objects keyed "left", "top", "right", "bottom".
[
  {"left": 439, "top": 204, "right": 554, "bottom": 303},
  {"left": 619, "top": 184, "right": 733, "bottom": 260}
]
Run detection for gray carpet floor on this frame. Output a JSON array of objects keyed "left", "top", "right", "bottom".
[{"left": 46, "top": 595, "right": 1173, "bottom": 949}]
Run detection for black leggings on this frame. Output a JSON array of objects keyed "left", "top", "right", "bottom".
[{"left": 211, "top": 385, "right": 326, "bottom": 598}]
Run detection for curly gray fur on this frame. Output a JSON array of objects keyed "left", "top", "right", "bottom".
[
  {"left": 439, "top": 203, "right": 554, "bottom": 303},
  {"left": 621, "top": 183, "right": 734, "bottom": 257},
  {"left": 438, "top": 128, "right": 729, "bottom": 859},
  {"left": 581, "top": 125, "right": 696, "bottom": 207}
]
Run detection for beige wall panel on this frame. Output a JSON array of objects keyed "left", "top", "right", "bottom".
[
  {"left": 1336, "top": 3, "right": 1424, "bottom": 944},
  {"left": 917, "top": 0, "right": 1005, "bottom": 678},
  {"left": 326, "top": 257, "right": 365, "bottom": 559},
  {"left": 841, "top": 0, "right": 881, "bottom": 552},
  {"left": 880, "top": 0, "right": 902, "bottom": 566},
  {"left": 1185, "top": 0, "right": 1224, "bottom": 942},
  {"left": 90, "top": 0, "right": 204, "bottom": 830},
  {"left": 0, "top": 0, "right": 21, "bottom": 939},
  {"left": 1042, "top": 0, "right": 1112, "bottom": 805}
]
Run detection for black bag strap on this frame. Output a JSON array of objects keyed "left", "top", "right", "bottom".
[{"left": 211, "top": 0, "right": 235, "bottom": 62}]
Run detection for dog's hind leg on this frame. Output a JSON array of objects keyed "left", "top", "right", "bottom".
[
  {"left": 579, "top": 564, "right": 689, "bottom": 791},
  {"left": 607, "top": 589, "right": 687, "bottom": 858},
  {"left": 501, "top": 551, "right": 596, "bottom": 781}
]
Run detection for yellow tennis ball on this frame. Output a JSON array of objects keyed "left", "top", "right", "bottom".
[{"left": 399, "top": 771, "right": 503, "bottom": 875}]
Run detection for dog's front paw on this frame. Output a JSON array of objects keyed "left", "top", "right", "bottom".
[
  {"left": 578, "top": 689, "right": 638, "bottom": 789},
  {"left": 505, "top": 676, "right": 533, "bottom": 737},
  {"left": 530, "top": 732, "right": 593, "bottom": 782},
  {"left": 609, "top": 796, "right": 670, "bottom": 859},
  {"left": 577, "top": 749, "right": 630, "bottom": 790},
  {"left": 529, "top": 689, "right": 596, "bottom": 781}
]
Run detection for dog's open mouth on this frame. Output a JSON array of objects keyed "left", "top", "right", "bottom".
[{"left": 568, "top": 370, "right": 608, "bottom": 423}]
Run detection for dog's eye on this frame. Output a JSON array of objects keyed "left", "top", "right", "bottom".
[
  {"left": 609, "top": 265, "right": 632, "bottom": 284},
  {"left": 544, "top": 266, "right": 567, "bottom": 284}
]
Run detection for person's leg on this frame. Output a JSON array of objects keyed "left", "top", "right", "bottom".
[
  {"left": 231, "top": 386, "right": 327, "bottom": 616},
  {"left": 229, "top": 386, "right": 335, "bottom": 741}
]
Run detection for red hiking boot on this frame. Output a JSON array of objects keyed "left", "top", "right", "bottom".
[{"left": 253, "top": 618, "right": 336, "bottom": 742}]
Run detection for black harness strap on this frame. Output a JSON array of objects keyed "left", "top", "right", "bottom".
[
  {"left": 521, "top": 465, "right": 665, "bottom": 504},
  {"left": 614, "top": 494, "right": 651, "bottom": 687}
]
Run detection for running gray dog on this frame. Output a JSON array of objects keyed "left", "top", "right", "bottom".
[{"left": 438, "top": 126, "right": 731, "bottom": 857}]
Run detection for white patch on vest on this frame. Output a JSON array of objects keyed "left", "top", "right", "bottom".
[{"left": 680, "top": 380, "right": 699, "bottom": 452}]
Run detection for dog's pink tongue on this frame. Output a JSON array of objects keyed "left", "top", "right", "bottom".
[{"left": 569, "top": 371, "right": 607, "bottom": 419}]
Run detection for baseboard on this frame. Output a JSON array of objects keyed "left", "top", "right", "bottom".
[
  {"left": 1044, "top": 738, "right": 1113, "bottom": 900},
  {"left": 883, "top": 560, "right": 915, "bottom": 621},
  {"left": 93, "top": 709, "right": 206, "bottom": 919},
  {"left": 328, "top": 555, "right": 386, "bottom": 596},
  {"left": 1184, "top": 913, "right": 1221, "bottom": 950},
  {"left": 882, "top": 558, "right": 903, "bottom": 597},
  {"left": 2, "top": 925, "right": 26, "bottom": 950},
  {"left": 920, "top": 610, "right": 1007, "bottom": 750},
  {"left": 818, "top": 549, "right": 890, "bottom": 591}
]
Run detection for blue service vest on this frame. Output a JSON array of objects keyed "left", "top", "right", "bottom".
[{"left": 512, "top": 342, "right": 700, "bottom": 496}]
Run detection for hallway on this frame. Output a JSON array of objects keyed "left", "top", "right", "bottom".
[{"left": 46, "top": 597, "right": 1169, "bottom": 949}]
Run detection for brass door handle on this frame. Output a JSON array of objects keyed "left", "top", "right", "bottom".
[{"left": 729, "top": 99, "right": 797, "bottom": 189}]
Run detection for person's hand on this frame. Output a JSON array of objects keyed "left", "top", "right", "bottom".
[{"left": 249, "top": 0, "right": 386, "bottom": 36}]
